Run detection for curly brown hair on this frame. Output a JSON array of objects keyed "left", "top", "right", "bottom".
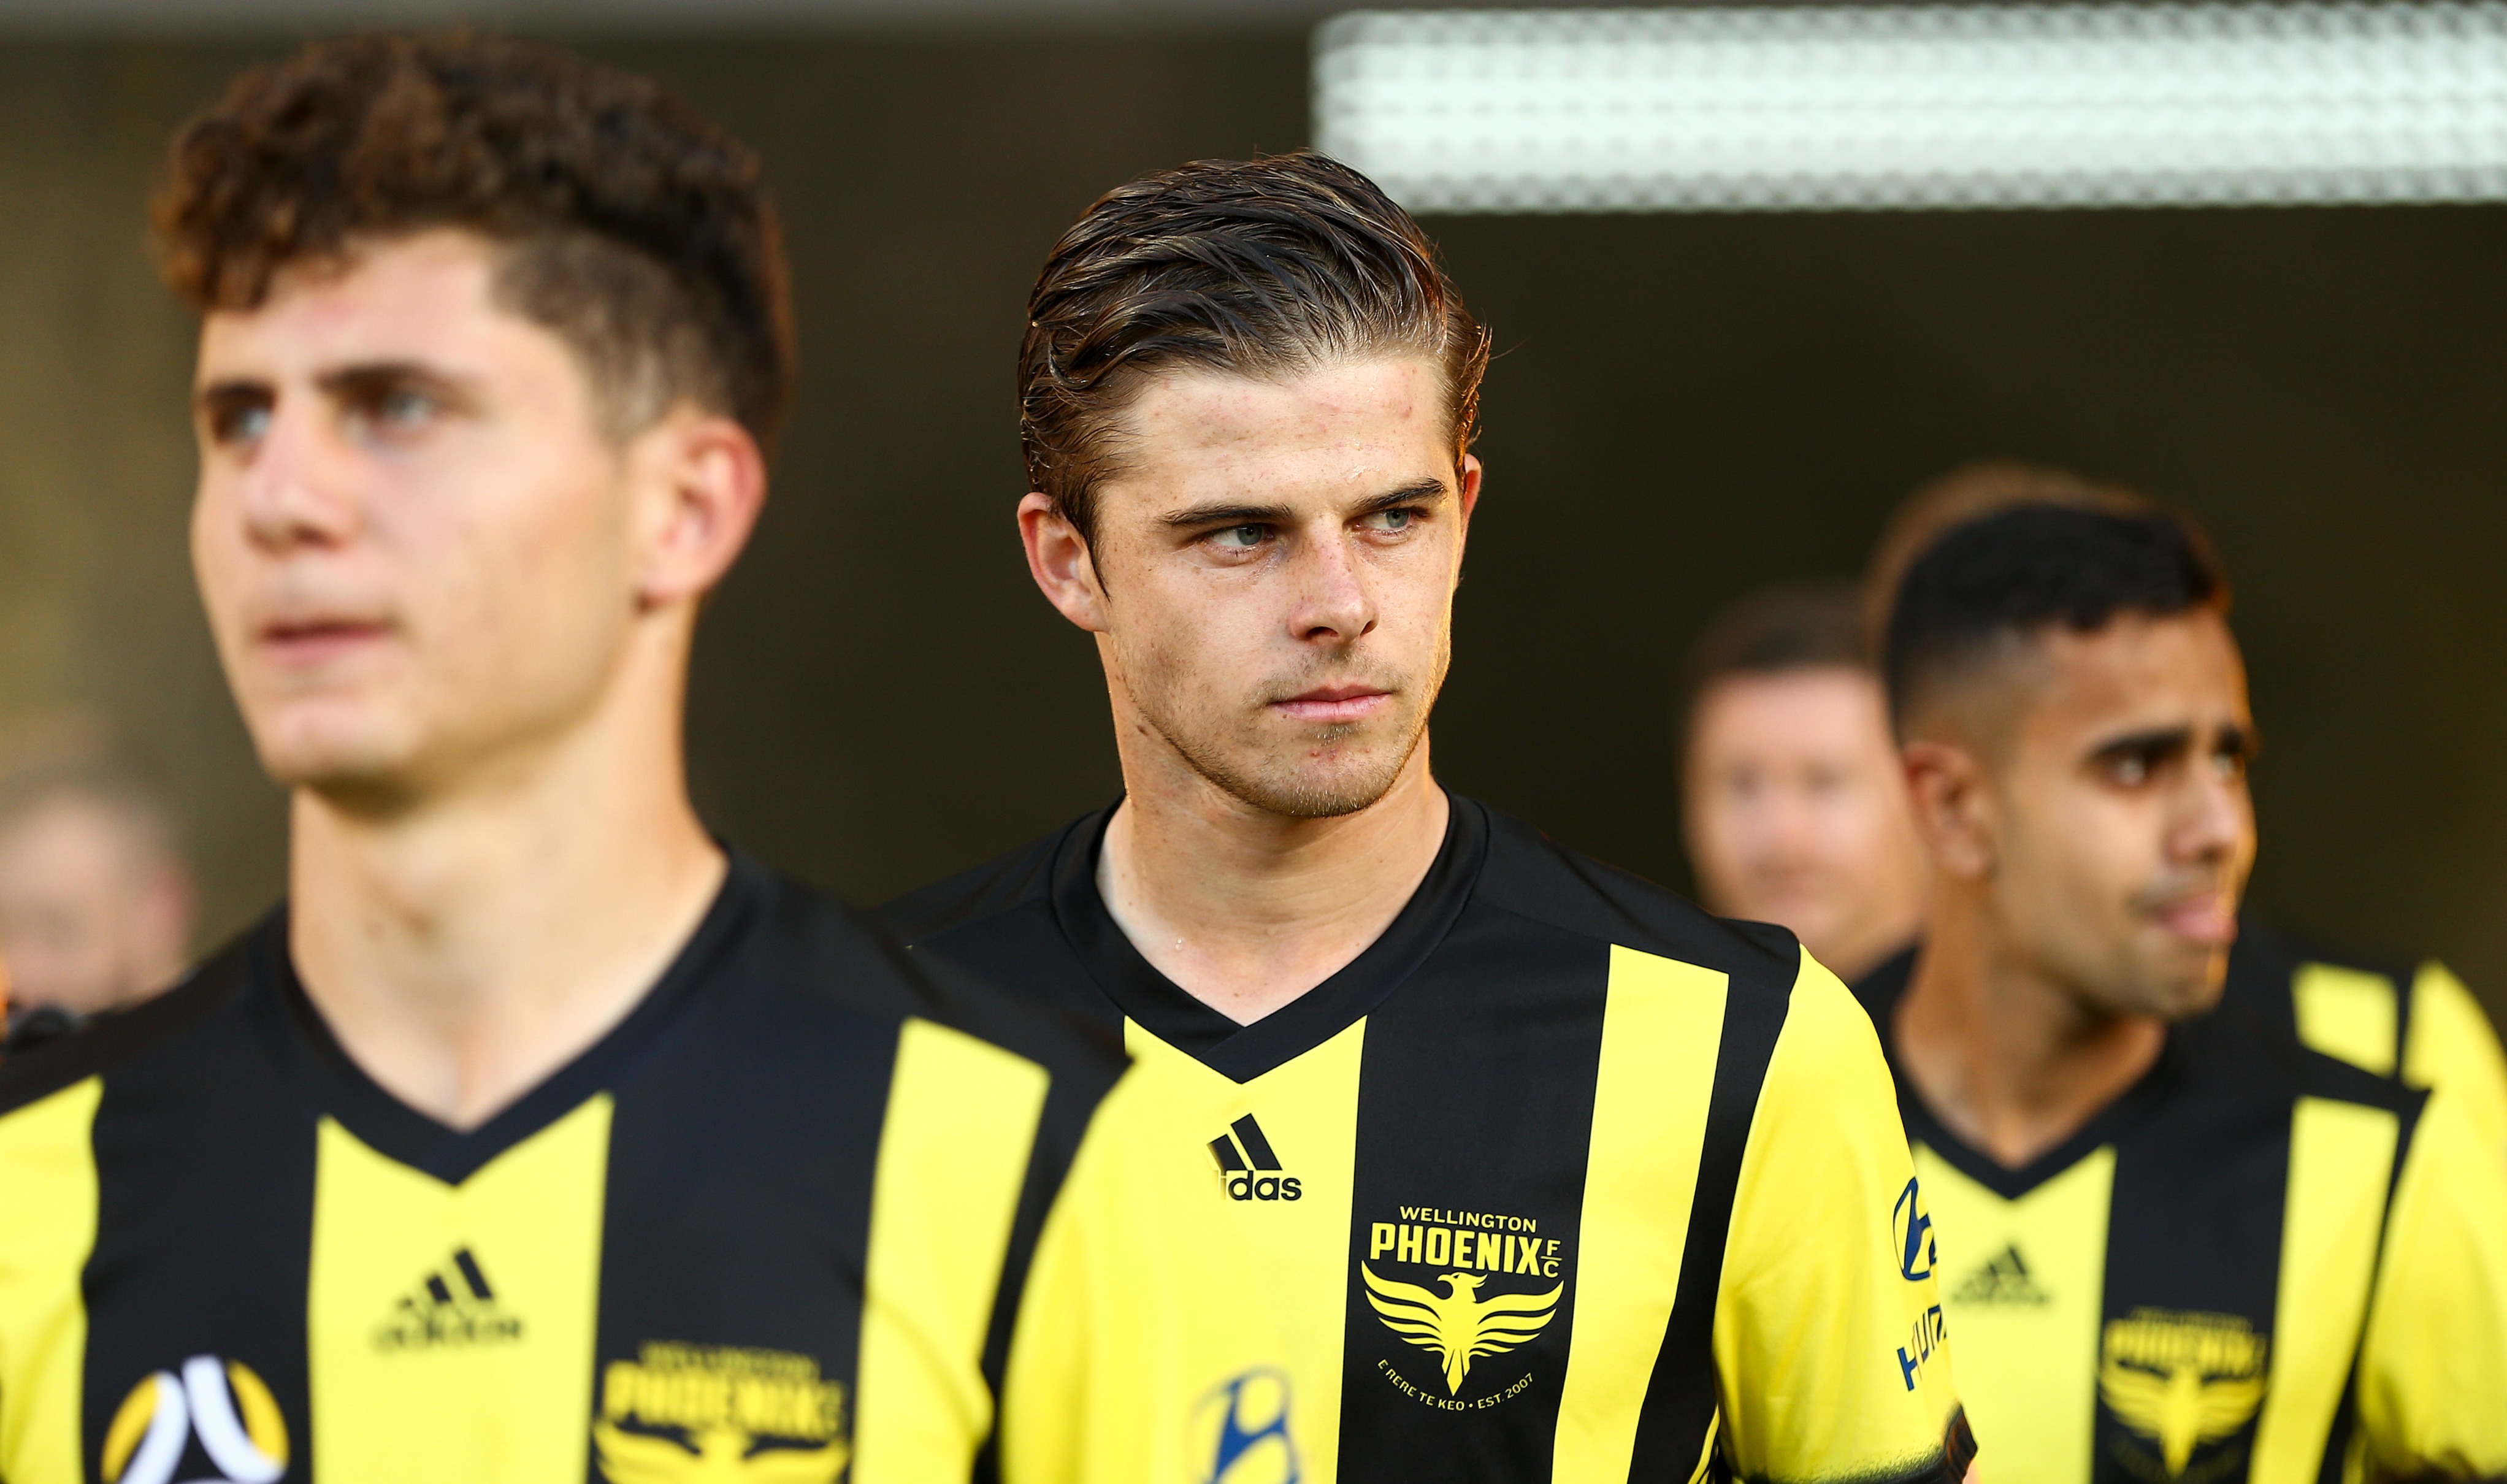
[
  {"left": 153, "top": 31, "right": 793, "bottom": 445},
  {"left": 1019, "top": 151, "right": 1489, "bottom": 550}
]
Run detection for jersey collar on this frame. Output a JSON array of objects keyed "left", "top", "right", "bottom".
[
  {"left": 1856, "top": 946, "right": 2187, "bottom": 1202},
  {"left": 1049, "top": 794, "right": 1490, "bottom": 1084},
  {"left": 255, "top": 849, "right": 767, "bottom": 1185}
]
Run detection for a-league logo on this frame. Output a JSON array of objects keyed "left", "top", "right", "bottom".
[{"left": 1196, "top": 1369, "right": 1299, "bottom": 1484}]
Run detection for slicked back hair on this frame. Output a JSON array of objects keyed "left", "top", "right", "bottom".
[
  {"left": 153, "top": 31, "right": 794, "bottom": 446},
  {"left": 1884, "top": 502, "right": 2230, "bottom": 738},
  {"left": 1019, "top": 151, "right": 1490, "bottom": 549}
]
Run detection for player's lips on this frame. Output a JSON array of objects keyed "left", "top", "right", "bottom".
[
  {"left": 256, "top": 616, "right": 393, "bottom": 667},
  {"left": 1271, "top": 684, "right": 1393, "bottom": 725},
  {"left": 2152, "top": 890, "right": 2238, "bottom": 947}
]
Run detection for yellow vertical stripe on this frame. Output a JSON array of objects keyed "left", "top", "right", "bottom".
[
  {"left": 1552, "top": 945, "right": 1728, "bottom": 1483},
  {"left": 2401, "top": 963, "right": 2507, "bottom": 1150},
  {"left": 2249, "top": 1097, "right": 2399, "bottom": 1483},
  {"left": 0, "top": 1078, "right": 102, "bottom": 1484},
  {"left": 1918, "top": 1142, "right": 2115, "bottom": 1484},
  {"left": 2294, "top": 965, "right": 2400, "bottom": 1077},
  {"left": 308, "top": 1097, "right": 611, "bottom": 1484},
  {"left": 852, "top": 1017, "right": 1052, "bottom": 1484}
]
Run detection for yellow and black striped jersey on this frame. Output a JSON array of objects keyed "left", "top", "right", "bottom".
[
  {"left": 887, "top": 796, "right": 1975, "bottom": 1484},
  {"left": 2222, "top": 920, "right": 2507, "bottom": 1151},
  {"left": 1855, "top": 950, "right": 2507, "bottom": 1484},
  {"left": 0, "top": 852, "right": 1160, "bottom": 1484}
]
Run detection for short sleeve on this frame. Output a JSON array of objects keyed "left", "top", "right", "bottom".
[
  {"left": 1712, "top": 954, "right": 1975, "bottom": 1483},
  {"left": 2352, "top": 1084, "right": 2507, "bottom": 1476}
]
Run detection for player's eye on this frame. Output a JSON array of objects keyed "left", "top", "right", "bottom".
[
  {"left": 1208, "top": 524, "right": 1271, "bottom": 551},
  {"left": 1359, "top": 507, "right": 1418, "bottom": 535},
  {"left": 2107, "top": 751, "right": 2153, "bottom": 786},
  {"left": 358, "top": 384, "right": 440, "bottom": 433},
  {"left": 2210, "top": 747, "right": 2248, "bottom": 782},
  {"left": 211, "top": 401, "right": 273, "bottom": 448}
]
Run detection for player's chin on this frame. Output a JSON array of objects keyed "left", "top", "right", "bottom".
[{"left": 254, "top": 714, "right": 425, "bottom": 804}]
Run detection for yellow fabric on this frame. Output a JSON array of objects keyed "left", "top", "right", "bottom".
[
  {"left": 307, "top": 1098, "right": 611, "bottom": 1484},
  {"left": 2292, "top": 965, "right": 2398, "bottom": 1077},
  {"left": 1713, "top": 954, "right": 1966, "bottom": 1482},
  {"left": 853, "top": 1017, "right": 1051, "bottom": 1484},
  {"left": 1915, "top": 1144, "right": 2115, "bottom": 1484},
  {"left": 2351, "top": 1086, "right": 2507, "bottom": 1477},
  {"left": 1552, "top": 946, "right": 1727, "bottom": 1482},
  {"left": 2400, "top": 963, "right": 2507, "bottom": 1152},
  {"left": 998, "top": 1021, "right": 1352, "bottom": 1484},
  {"left": 0, "top": 1079, "right": 101, "bottom": 1484},
  {"left": 2248, "top": 1098, "right": 2398, "bottom": 1483}
]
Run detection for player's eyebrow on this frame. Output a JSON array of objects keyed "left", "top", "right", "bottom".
[
  {"left": 2215, "top": 721, "right": 2260, "bottom": 760},
  {"left": 316, "top": 360, "right": 482, "bottom": 411},
  {"left": 1350, "top": 477, "right": 1451, "bottom": 515},
  {"left": 1160, "top": 478, "right": 1451, "bottom": 532},
  {"left": 2089, "top": 725, "right": 2194, "bottom": 767}
]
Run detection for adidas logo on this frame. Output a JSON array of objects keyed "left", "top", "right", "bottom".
[
  {"left": 1950, "top": 1243, "right": 2051, "bottom": 1306},
  {"left": 1208, "top": 1115, "right": 1303, "bottom": 1203},
  {"left": 373, "top": 1246, "right": 523, "bottom": 1350}
]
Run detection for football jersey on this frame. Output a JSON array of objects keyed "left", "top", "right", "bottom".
[
  {"left": 0, "top": 851, "right": 1222, "bottom": 1484},
  {"left": 886, "top": 795, "right": 1975, "bottom": 1484},
  {"left": 2222, "top": 920, "right": 2507, "bottom": 1150},
  {"left": 1854, "top": 950, "right": 2507, "bottom": 1484}
]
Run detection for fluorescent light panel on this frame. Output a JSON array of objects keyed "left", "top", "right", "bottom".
[{"left": 1313, "top": 4, "right": 2507, "bottom": 212}]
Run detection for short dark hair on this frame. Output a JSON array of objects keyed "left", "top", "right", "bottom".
[
  {"left": 1885, "top": 502, "right": 2230, "bottom": 733},
  {"left": 1682, "top": 581, "right": 1870, "bottom": 751},
  {"left": 1019, "top": 150, "right": 1490, "bottom": 549},
  {"left": 152, "top": 31, "right": 794, "bottom": 445}
]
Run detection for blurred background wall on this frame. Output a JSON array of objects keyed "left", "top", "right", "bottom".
[{"left": 1, "top": 21, "right": 2501, "bottom": 1022}]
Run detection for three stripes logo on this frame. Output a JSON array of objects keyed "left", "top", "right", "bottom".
[
  {"left": 374, "top": 1245, "right": 522, "bottom": 1350},
  {"left": 1209, "top": 1115, "right": 1303, "bottom": 1203}
]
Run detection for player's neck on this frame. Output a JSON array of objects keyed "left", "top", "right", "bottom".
[
  {"left": 1894, "top": 898, "right": 2167, "bottom": 1169},
  {"left": 287, "top": 641, "right": 725, "bottom": 1133},
  {"left": 1099, "top": 741, "right": 1448, "bottom": 1028}
]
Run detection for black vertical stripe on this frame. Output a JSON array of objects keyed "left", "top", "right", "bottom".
[
  {"left": 1231, "top": 1116, "right": 1284, "bottom": 1171},
  {"left": 1333, "top": 917, "right": 1610, "bottom": 1483},
  {"left": 1210, "top": 1135, "right": 1250, "bottom": 1172},
  {"left": 453, "top": 1248, "right": 495, "bottom": 1302},
  {"left": 1622, "top": 963, "right": 1792, "bottom": 1478}
]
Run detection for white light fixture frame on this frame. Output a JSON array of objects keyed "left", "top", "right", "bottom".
[{"left": 1313, "top": 4, "right": 2507, "bottom": 212}]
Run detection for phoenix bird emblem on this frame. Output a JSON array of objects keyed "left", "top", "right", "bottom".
[
  {"left": 2098, "top": 1358, "right": 2266, "bottom": 1476},
  {"left": 1362, "top": 1264, "right": 1562, "bottom": 1394},
  {"left": 593, "top": 1421, "right": 849, "bottom": 1484}
]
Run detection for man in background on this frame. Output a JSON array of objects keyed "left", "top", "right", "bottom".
[
  {"left": 1861, "top": 499, "right": 2507, "bottom": 1480},
  {"left": 1680, "top": 581, "right": 1923, "bottom": 982},
  {"left": 1867, "top": 462, "right": 2507, "bottom": 1142},
  {"left": 0, "top": 714, "right": 197, "bottom": 1049}
]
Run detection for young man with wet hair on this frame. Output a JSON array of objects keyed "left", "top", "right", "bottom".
[
  {"left": 0, "top": 34, "right": 1206, "bottom": 1484},
  {"left": 1861, "top": 501, "right": 2507, "bottom": 1480},
  {"left": 1680, "top": 582, "right": 1924, "bottom": 984},
  {"left": 1866, "top": 463, "right": 2507, "bottom": 1148},
  {"left": 888, "top": 151, "right": 1974, "bottom": 1484}
]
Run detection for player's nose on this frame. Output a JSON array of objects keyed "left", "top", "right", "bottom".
[{"left": 1288, "top": 528, "right": 1379, "bottom": 642}]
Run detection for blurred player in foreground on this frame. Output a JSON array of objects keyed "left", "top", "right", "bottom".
[
  {"left": 1856, "top": 500, "right": 2507, "bottom": 1481},
  {"left": 0, "top": 718, "right": 197, "bottom": 1051},
  {"left": 0, "top": 34, "right": 1202, "bottom": 1484},
  {"left": 1681, "top": 582, "right": 1923, "bottom": 984},
  {"left": 1869, "top": 463, "right": 2507, "bottom": 1147},
  {"left": 888, "top": 151, "right": 1975, "bottom": 1484}
]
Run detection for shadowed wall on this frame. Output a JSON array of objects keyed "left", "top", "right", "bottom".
[{"left": 1, "top": 33, "right": 2500, "bottom": 1023}]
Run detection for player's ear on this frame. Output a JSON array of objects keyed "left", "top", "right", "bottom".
[
  {"left": 629, "top": 405, "right": 767, "bottom": 610},
  {"left": 1019, "top": 491, "right": 1110, "bottom": 633},
  {"left": 1903, "top": 735, "right": 1996, "bottom": 880}
]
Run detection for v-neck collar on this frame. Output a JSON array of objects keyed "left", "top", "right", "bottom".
[
  {"left": 1859, "top": 947, "right": 2184, "bottom": 1203},
  {"left": 1051, "top": 795, "right": 1488, "bottom": 1084},
  {"left": 257, "top": 851, "right": 764, "bottom": 1185}
]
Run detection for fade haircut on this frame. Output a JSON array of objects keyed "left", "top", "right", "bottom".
[
  {"left": 1019, "top": 151, "right": 1490, "bottom": 550},
  {"left": 152, "top": 31, "right": 794, "bottom": 445},
  {"left": 1885, "top": 502, "right": 2230, "bottom": 738}
]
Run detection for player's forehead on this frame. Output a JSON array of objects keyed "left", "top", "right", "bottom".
[
  {"left": 1098, "top": 355, "right": 1453, "bottom": 513},
  {"left": 2021, "top": 608, "right": 2251, "bottom": 747},
  {"left": 193, "top": 229, "right": 533, "bottom": 381},
  {"left": 1693, "top": 667, "right": 1888, "bottom": 759}
]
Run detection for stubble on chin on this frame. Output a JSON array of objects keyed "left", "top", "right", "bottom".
[{"left": 1154, "top": 700, "right": 1430, "bottom": 820}]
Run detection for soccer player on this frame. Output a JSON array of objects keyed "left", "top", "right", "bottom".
[
  {"left": 1860, "top": 500, "right": 2507, "bottom": 1480},
  {"left": 887, "top": 152, "right": 1974, "bottom": 1484},
  {"left": 1867, "top": 464, "right": 2507, "bottom": 1146},
  {"left": 0, "top": 34, "right": 1193, "bottom": 1484},
  {"left": 1680, "top": 582, "right": 1924, "bottom": 984}
]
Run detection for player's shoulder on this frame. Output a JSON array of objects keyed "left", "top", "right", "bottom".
[
  {"left": 2186, "top": 994, "right": 2425, "bottom": 1122},
  {"left": 0, "top": 922, "right": 265, "bottom": 1120},
  {"left": 2225, "top": 919, "right": 2414, "bottom": 1004},
  {"left": 876, "top": 814, "right": 1089, "bottom": 948},
  {"left": 1466, "top": 797, "right": 1807, "bottom": 999},
  {"left": 731, "top": 851, "right": 1123, "bottom": 1095}
]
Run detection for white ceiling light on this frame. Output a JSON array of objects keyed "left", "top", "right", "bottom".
[{"left": 1313, "top": 4, "right": 2507, "bottom": 212}]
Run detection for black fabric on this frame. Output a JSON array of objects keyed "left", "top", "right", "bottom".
[
  {"left": 890, "top": 794, "right": 1815, "bottom": 1480},
  {"left": 1853, "top": 947, "right": 2427, "bottom": 1484}
]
